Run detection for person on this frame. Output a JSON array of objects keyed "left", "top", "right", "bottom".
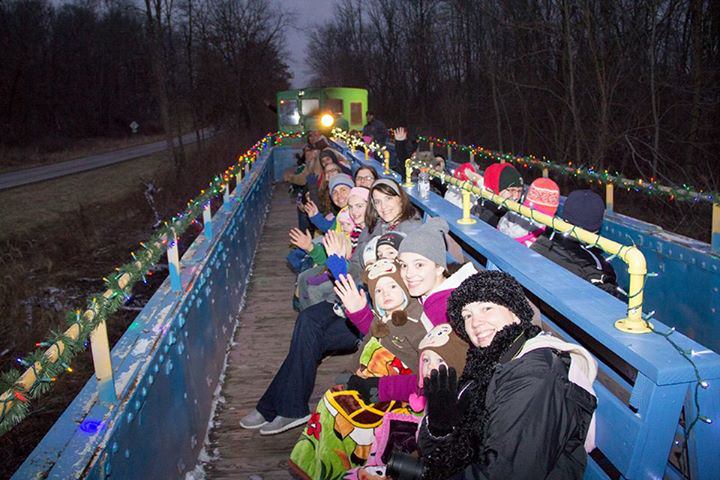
[
  {"left": 289, "top": 259, "right": 424, "bottom": 478},
  {"left": 354, "top": 165, "right": 379, "bottom": 188},
  {"left": 393, "top": 127, "right": 414, "bottom": 174},
  {"left": 239, "top": 179, "right": 422, "bottom": 436},
  {"left": 429, "top": 155, "right": 448, "bottom": 197},
  {"left": 496, "top": 177, "right": 560, "bottom": 247},
  {"left": 444, "top": 163, "right": 479, "bottom": 208},
  {"left": 344, "top": 324, "right": 469, "bottom": 480},
  {"left": 531, "top": 189, "right": 621, "bottom": 297},
  {"left": 335, "top": 218, "right": 477, "bottom": 407},
  {"left": 415, "top": 271, "right": 598, "bottom": 479},
  {"left": 293, "top": 187, "right": 370, "bottom": 312},
  {"left": 363, "top": 111, "right": 387, "bottom": 145},
  {"left": 472, "top": 163, "right": 523, "bottom": 228},
  {"left": 306, "top": 173, "right": 354, "bottom": 233},
  {"left": 375, "top": 231, "right": 405, "bottom": 261}
]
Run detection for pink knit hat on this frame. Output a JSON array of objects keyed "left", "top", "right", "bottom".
[
  {"left": 524, "top": 178, "right": 560, "bottom": 216},
  {"left": 349, "top": 186, "right": 370, "bottom": 202}
]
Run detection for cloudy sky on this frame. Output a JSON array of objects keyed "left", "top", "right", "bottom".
[{"left": 284, "top": 0, "right": 336, "bottom": 87}]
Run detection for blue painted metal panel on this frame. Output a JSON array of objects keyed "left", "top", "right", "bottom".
[
  {"left": 602, "top": 214, "right": 720, "bottom": 353},
  {"left": 14, "top": 148, "right": 276, "bottom": 479}
]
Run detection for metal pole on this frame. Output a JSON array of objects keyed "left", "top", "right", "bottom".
[
  {"left": 457, "top": 189, "right": 477, "bottom": 225},
  {"left": 166, "top": 231, "right": 182, "bottom": 292},
  {"left": 203, "top": 202, "right": 213, "bottom": 240},
  {"left": 712, "top": 202, "right": 720, "bottom": 256},
  {"left": 606, "top": 183, "right": 614, "bottom": 213}
]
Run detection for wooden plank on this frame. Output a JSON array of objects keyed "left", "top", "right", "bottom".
[{"left": 206, "top": 185, "right": 349, "bottom": 479}]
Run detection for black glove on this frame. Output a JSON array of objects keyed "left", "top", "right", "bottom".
[
  {"left": 424, "top": 364, "right": 460, "bottom": 437},
  {"left": 347, "top": 375, "right": 380, "bottom": 404}
]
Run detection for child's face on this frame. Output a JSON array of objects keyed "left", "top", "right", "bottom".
[
  {"left": 420, "top": 350, "right": 447, "bottom": 379},
  {"left": 376, "top": 244, "right": 398, "bottom": 260},
  {"left": 374, "top": 276, "right": 405, "bottom": 312},
  {"left": 339, "top": 218, "right": 354, "bottom": 235}
]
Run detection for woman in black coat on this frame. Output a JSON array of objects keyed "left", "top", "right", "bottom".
[{"left": 416, "top": 271, "right": 598, "bottom": 480}]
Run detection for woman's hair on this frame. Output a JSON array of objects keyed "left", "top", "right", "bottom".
[
  {"left": 354, "top": 166, "right": 378, "bottom": 183},
  {"left": 365, "top": 180, "right": 417, "bottom": 231}
]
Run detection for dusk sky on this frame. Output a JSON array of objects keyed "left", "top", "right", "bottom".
[{"left": 285, "top": 0, "right": 337, "bottom": 87}]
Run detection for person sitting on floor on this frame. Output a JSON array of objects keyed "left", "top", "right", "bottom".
[{"left": 238, "top": 179, "right": 421, "bottom": 436}]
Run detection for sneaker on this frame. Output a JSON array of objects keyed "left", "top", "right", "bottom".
[
  {"left": 259, "top": 414, "right": 311, "bottom": 435},
  {"left": 239, "top": 409, "right": 269, "bottom": 429}
]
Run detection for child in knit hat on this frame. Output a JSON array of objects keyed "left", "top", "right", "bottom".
[
  {"left": 290, "top": 260, "right": 425, "bottom": 477},
  {"left": 375, "top": 231, "right": 406, "bottom": 261},
  {"left": 409, "top": 324, "right": 469, "bottom": 412},
  {"left": 343, "top": 324, "right": 469, "bottom": 480},
  {"left": 354, "top": 258, "right": 425, "bottom": 375},
  {"left": 497, "top": 177, "right": 560, "bottom": 247}
]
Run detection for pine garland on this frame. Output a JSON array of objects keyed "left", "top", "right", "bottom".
[
  {"left": 416, "top": 134, "right": 717, "bottom": 204},
  {"left": 0, "top": 131, "right": 300, "bottom": 437}
]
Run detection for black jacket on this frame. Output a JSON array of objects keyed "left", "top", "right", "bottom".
[
  {"left": 471, "top": 201, "right": 507, "bottom": 228},
  {"left": 419, "top": 347, "right": 596, "bottom": 480},
  {"left": 530, "top": 233, "right": 621, "bottom": 298}
]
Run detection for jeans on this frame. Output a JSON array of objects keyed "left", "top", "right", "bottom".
[{"left": 256, "top": 301, "right": 362, "bottom": 420}]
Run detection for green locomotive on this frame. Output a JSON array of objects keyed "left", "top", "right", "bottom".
[{"left": 276, "top": 87, "right": 368, "bottom": 134}]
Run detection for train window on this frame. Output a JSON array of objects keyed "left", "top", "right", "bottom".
[
  {"left": 278, "top": 99, "right": 299, "bottom": 126},
  {"left": 325, "top": 98, "right": 343, "bottom": 116},
  {"left": 301, "top": 98, "right": 320, "bottom": 116},
  {"left": 350, "top": 102, "right": 362, "bottom": 124}
]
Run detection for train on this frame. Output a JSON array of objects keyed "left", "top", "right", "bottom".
[{"left": 276, "top": 87, "right": 368, "bottom": 134}]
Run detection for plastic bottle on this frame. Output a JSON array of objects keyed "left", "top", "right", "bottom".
[{"left": 418, "top": 168, "right": 430, "bottom": 199}]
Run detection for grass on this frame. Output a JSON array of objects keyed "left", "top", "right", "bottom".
[{"left": 0, "top": 151, "right": 175, "bottom": 239}]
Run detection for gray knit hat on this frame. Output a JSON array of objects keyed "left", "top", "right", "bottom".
[
  {"left": 371, "top": 178, "right": 401, "bottom": 195},
  {"left": 328, "top": 173, "right": 354, "bottom": 193},
  {"left": 398, "top": 217, "right": 449, "bottom": 268}
]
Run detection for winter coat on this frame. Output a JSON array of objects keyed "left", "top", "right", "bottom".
[
  {"left": 418, "top": 332, "right": 597, "bottom": 480},
  {"left": 530, "top": 232, "right": 621, "bottom": 298},
  {"left": 471, "top": 201, "right": 507, "bottom": 228}
]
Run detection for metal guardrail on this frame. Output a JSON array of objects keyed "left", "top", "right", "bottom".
[{"left": 405, "top": 159, "right": 651, "bottom": 334}]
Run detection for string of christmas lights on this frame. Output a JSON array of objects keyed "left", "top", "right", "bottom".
[
  {"left": 416, "top": 135, "right": 717, "bottom": 205},
  {"left": 0, "top": 131, "right": 300, "bottom": 436}
]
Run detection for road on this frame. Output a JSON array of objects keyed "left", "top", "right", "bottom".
[{"left": 0, "top": 129, "right": 213, "bottom": 191}]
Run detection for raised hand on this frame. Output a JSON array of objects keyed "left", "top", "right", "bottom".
[
  {"left": 304, "top": 199, "right": 319, "bottom": 217},
  {"left": 424, "top": 365, "right": 460, "bottom": 437},
  {"left": 334, "top": 274, "right": 367, "bottom": 313},
  {"left": 323, "top": 231, "right": 346, "bottom": 258},
  {"left": 289, "top": 228, "right": 313, "bottom": 252},
  {"left": 394, "top": 127, "right": 407, "bottom": 142}
]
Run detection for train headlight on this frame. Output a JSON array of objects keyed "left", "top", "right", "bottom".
[{"left": 320, "top": 114, "right": 334, "bottom": 128}]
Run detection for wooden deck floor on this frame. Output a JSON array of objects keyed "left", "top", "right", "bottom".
[{"left": 205, "top": 184, "right": 348, "bottom": 479}]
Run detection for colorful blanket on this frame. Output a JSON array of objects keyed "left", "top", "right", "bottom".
[{"left": 289, "top": 385, "right": 411, "bottom": 480}]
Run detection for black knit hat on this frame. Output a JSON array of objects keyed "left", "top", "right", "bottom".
[
  {"left": 447, "top": 271, "right": 535, "bottom": 345},
  {"left": 562, "top": 189, "right": 605, "bottom": 233}
]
